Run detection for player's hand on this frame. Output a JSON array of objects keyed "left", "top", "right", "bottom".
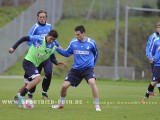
[
  {"left": 57, "top": 61, "right": 65, "bottom": 66},
  {"left": 8, "top": 48, "right": 14, "bottom": 54},
  {"left": 150, "top": 59, "right": 154, "bottom": 63},
  {"left": 56, "top": 46, "right": 62, "bottom": 50},
  {"left": 58, "top": 46, "right": 63, "bottom": 49}
]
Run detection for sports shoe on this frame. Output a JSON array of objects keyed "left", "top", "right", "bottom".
[
  {"left": 51, "top": 104, "right": 64, "bottom": 109},
  {"left": 17, "top": 93, "right": 25, "bottom": 107},
  {"left": 149, "top": 92, "right": 157, "bottom": 96},
  {"left": 141, "top": 97, "right": 148, "bottom": 104},
  {"left": 42, "top": 92, "right": 49, "bottom": 99},
  {"left": 28, "top": 93, "right": 33, "bottom": 99},
  {"left": 95, "top": 105, "right": 101, "bottom": 111}
]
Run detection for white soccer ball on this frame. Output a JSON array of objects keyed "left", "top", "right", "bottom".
[{"left": 23, "top": 99, "right": 34, "bottom": 109}]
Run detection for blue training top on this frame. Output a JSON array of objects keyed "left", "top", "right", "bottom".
[
  {"left": 148, "top": 34, "right": 160, "bottom": 66},
  {"left": 27, "top": 22, "right": 59, "bottom": 47},
  {"left": 146, "top": 32, "right": 159, "bottom": 57},
  {"left": 56, "top": 37, "right": 98, "bottom": 69}
]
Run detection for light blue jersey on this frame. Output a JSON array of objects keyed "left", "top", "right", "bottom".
[
  {"left": 148, "top": 38, "right": 160, "bottom": 66},
  {"left": 27, "top": 22, "right": 59, "bottom": 47},
  {"left": 146, "top": 32, "right": 159, "bottom": 57},
  {"left": 56, "top": 37, "right": 98, "bottom": 69}
]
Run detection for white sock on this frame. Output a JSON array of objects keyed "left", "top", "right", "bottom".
[
  {"left": 157, "top": 83, "right": 160, "bottom": 87},
  {"left": 94, "top": 98, "right": 100, "bottom": 107},
  {"left": 59, "top": 97, "right": 65, "bottom": 105}
]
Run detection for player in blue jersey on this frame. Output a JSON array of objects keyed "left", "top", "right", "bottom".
[
  {"left": 51, "top": 25, "right": 101, "bottom": 111},
  {"left": 8, "top": 30, "right": 64, "bottom": 107},
  {"left": 141, "top": 22, "right": 160, "bottom": 103},
  {"left": 25, "top": 10, "right": 60, "bottom": 99},
  {"left": 145, "top": 22, "right": 160, "bottom": 96}
]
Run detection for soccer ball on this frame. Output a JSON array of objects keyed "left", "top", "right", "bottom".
[{"left": 23, "top": 99, "right": 34, "bottom": 109}]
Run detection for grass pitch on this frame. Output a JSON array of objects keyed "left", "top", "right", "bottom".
[{"left": 0, "top": 77, "right": 159, "bottom": 120}]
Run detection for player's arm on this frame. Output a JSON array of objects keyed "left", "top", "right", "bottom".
[
  {"left": 28, "top": 25, "right": 37, "bottom": 36},
  {"left": 50, "top": 54, "right": 65, "bottom": 66},
  {"left": 27, "top": 25, "right": 38, "bottom": 46},
  {"left": 92, "top": 41, "right": 98, "bottom": 65},
  {"left": 146, "top": 35, "right": 154, "bottom": 58},
  {"left": 148, "top": 40, "right": 156, "bottom": 63},
  {"left": 56, "top": 42, "right": 73, "bottom": 57},
  {"left": 54, "top": 40, "right": 60, "bottom": 47},
  {"left": 8, "top": 36, "right": 30, "bottom": 54}
]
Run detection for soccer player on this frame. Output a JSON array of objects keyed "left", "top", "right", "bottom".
[
  {"left": 51, "top": 25, "right": 101, "bottom": 111},
  {"left": 141, "top": 22, "right": 160, "bottom": 103},
  {"left": 27, "top": 10, "right": 60, "bottom": 99},
  {"left": 8, "top": 29, "right": 64, "bottom": 107},
  {"left": 145, "top": 22, "right": 160, "bottom": 96}
]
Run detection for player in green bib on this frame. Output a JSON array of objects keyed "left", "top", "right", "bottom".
[{"left": 8, "top": 29, "right": 64, "bottom": 107}]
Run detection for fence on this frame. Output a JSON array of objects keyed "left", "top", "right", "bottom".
[
  {"left": 0, "top": 0, "right": 159, "bottom": 79},
  {"left": 0, "top": 0, "right": 63, "bottom": 73}
]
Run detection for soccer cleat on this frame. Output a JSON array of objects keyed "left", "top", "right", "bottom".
[
  {"left": 149, "top": 92, "right": 157, "bottom": 96},
  {"left": 95, "top": 105, "right": 101, "bottom": 111},
  {"left": 16, "top": 93, "right": 25, "bottom": 107},
  {"left": 141, "top": 97, "right": 148, "bottom": 104},
  {"left": 51, "top": 104, "right": 64, "bottom": 109},
  {"left": 28, "top": 93, "right": 33, "bottom": 99},
  {"left": 96, "top": 107, "right": 101, "bottom": 111},
  {"left": 42, "top": 92, "right": 49, "bottom": 99}
]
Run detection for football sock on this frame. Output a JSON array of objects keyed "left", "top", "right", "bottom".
[
  {"left": 29, "top": 86, "right": 36, "bottom": 94},
  {"left": 59, "top": 97, "right": 65, "bottom": 105},
  {"left": 42, "top": 74, "right": 52, "bottom": 92},
  {"left": 94, "top": 98, "right": 100, "bottom": 106},
  {"left": 145, "top": 83, "right": 154, "bottom": 98},
  {"left": 157, "top": 83, "right": 160, "bottom": 92},
  {"left": 20, "top": 88, "right": 29, "bottom": 97},
  {"left": 42, "top": 91, "right": 47, "bottom": 93},
  {"left": 28, "top": 92, "right": 33, "bottom": 95}
]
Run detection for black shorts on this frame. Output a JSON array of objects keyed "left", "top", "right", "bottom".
[
  {"left": 65, "top": 68, "right": 96, "bottom": 87},
  {"left": 23, "top": 59, "right": 40, "bottom": 81},
  {"left": 152, "top": 66, "right": 160, "bottom": 82}
]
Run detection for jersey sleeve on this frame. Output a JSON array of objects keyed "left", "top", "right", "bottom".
[
  {"left": 146, "top": 34, "right": 154, "bottom": 57},
  {"left": 56, "top": 42, "right": 73, "bottom": 57},
  {"left": 92, "top": 40, "right": 98, "bottom": 65},
  {"left": 54, "top": 40, "right": 60, "bottom": 47},
  {"left": 148, "top": 40, "right": 156, "bottom": 61},
  {"left": 27, "top": 24, "right": 38, "bottom": 46},
  {"left": 12, "top": 36, "right": 30, "bottom": 50}
]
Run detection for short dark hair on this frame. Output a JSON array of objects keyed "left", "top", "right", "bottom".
[
  {"left": 37, "top": 10, "right": 47, "bottom": 17},
  {"left": 75, "top": 25, "right": 85, "bottom": 33},
  {"left": 48, "top": 29, "right": 58, "bottom": 38}
]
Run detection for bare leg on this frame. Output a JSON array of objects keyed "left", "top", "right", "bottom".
[
  {"left": 26, "top": 76, "right": 41, "bottom": 90},
  {"left": 18, "top": 83, "right": 27, "bottom": 93},
  {"left": 88, "top": 78, "right": 99, "bottom": 98},
  {"left": 60, "top": 81, "right": 71, "bottom": 97},
  {"left": 88, "top": 78, "right": 101, "bottom": 111}
]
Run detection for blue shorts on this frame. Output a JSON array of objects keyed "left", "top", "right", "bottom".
[
  {"left": 65, "top": 68, "right": 96, "bottom": 87},
  {"left": 23, "top": 59, "right": 40, "bottom": 81},
  {"left": 152, "top": 66, "right": 160, "bottom": 82},
  {"left": 24, "top": 58, "right": 52, "bottom": 79},
  {"left": 37, "top": 58, "right": 53, "bottom": 75}
]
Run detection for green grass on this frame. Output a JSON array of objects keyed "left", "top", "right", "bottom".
[
  {"left": 0, "top": 77, "right": 159, "bottom": 120},
  {"left": 0, "top": 5, "right": 29, "bottom": 28}
]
